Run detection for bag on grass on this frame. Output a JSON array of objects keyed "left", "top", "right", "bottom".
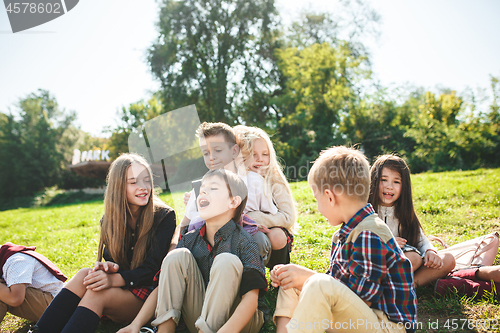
[{"left": 436, "top": 232, "right": 499, "bottom": 271}]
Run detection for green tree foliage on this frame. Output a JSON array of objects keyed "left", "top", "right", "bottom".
[
  {"left": 271, "top": 42, "right": 370, "bottom": 168},
  {"left": 342, "top": 79, "right": 500, "bottom": 173},
  {"left": 285, "top": 1, "right": 380, "bottom": 54},
  {"left": 487, "top": 76, "right": 500, "bottom": 165},
  {"left": 256, "top": 3, "right": 379, "bottom": 172},
  {"left": 341, "top": 89, "right": 415, "bottom": 160},
  {"left": 149, "top": 0, "right": 279, "bottom": 124},
  {"left": 107, "top": 95, "right": 164, "bottom": 159},
  {"left": 0, "top": 90, "right": 92, "bottom": 197}
]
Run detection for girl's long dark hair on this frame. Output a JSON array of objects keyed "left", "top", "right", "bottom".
[{"left": 369, "top": 155, "right": 423, "bottom": 247}]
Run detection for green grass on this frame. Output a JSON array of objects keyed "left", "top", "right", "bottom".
[{"left": 1, "top": 168, "right": 500, "bottom": 332}]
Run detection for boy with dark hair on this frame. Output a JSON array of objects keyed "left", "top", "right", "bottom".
[
  {"left": 118, "top": 169, "right": 267, "bottom": 333},
  {"left": 271, "top": 146, "right": 418, "bottom": 333}
]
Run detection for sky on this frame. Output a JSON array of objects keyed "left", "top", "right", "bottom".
[{"left": 0, "top": 0, "right": 499, "bottom": 137}]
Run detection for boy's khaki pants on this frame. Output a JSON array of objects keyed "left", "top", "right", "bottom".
[
  {"left": 274, "top": 273, "right": 407, "bottom": 333},
  {"left": 152, "top": 248, "right": 264, "bottom": 333},
  {"left": 0, "top": 283, "right": 54, "bottom": 323}
]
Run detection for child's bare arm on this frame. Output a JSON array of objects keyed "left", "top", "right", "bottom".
[
  {"left": 272, "top": 264, "right": 316, "bottom": 291},
  {"left": 218, "top": 289, "right": 259, "bottom": 333},
  {"left": 0, "top": 283, "right": 26, "bottom": 307},
  {"left": 179, "top": 216, "right": 190, "bottom": 229},
  {"left": 169, "top": 224, "right": 183, "bottom": 252}
]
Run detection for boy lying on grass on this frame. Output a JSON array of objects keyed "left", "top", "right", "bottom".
[
  {"left": 1, "top": 242, "right": 66, "bottom": 324},
  {"left": 271, "top": 146, "right": 418, "bottom": 333}
]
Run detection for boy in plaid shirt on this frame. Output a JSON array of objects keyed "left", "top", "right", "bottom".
[{"left": 271, "top": 146, "right": 418, "bottom": 333}]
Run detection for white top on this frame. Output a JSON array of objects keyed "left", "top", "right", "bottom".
[
  {"left": 2, "top": 253, "right": 64, "bottom": 297},
  {"left": 377, "top": 205, "right": 435, "bottom": 254},
  {"left": 184, "top": 171, "right": 277, "bottom": 226}
]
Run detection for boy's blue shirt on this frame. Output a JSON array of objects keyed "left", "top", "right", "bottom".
[{"left": 328, "top": 203, "right": 418, "bottom": 329}]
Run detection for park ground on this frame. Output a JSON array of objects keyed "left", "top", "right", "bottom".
[{"left": 1, "top": 168, "right": 499, "bottom": 333}]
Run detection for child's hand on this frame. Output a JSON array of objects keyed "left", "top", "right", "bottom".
[
  {"left": 394, "top": 237, "right": 407, "bottom": 248},
  {"left": 271, "top": 264, "right": 316, "bottom": 291},
  {"left": 257, "top": 224, "right": 271, "bottom": 233},
  {"left": 270, "top": 264, "right": 283, "bottom": 287},
  {"left": 92, "top": 261, "right": 119, "bottom": 273},
  {"left": 183, "top": 192, "right": 191, "bottom": 206},
  {"left": 424, "top": 250, "right": 443, "bottom": 269},
  {"left": 83, "top": 270, "right": 112, "bottom": 291}
]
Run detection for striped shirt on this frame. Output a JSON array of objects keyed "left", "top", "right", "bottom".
[{"left": 327, "top": 204, "right": 417, "bottom": 330}]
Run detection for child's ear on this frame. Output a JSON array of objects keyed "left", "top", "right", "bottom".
[
  {"left": 231, "top": 144, "right": 240, "bottom": 158},
  {"left": 229, "top": 196, "right": 242, "bottom": 209},
  {"left": 324, "top": 189, "right": 336, "bottom": 206}
]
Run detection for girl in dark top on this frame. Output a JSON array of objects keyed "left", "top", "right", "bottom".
[{"left": 29, "top": 154, "right": 176, "bottom": 333}]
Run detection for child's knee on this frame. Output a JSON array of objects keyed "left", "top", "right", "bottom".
[
  {"left": 302, "top": 273, "right": 333, "bottom": 294},
  {"left": 71, "top": 268, "right": 92, "bottom": 285},
  {"left": 212, "top": 253, "right": 243, "bottom": 274},
  {"left": 442, "top": 253, "right": 456, "bottom": 271},
  {"left": 162, "top": 247, "right": 192, "bottom": 268},
  {"left": 268, "top": 228, "right": 287, "bottom": 250},
  {"left": 80, "top": 287, "right": 114, "bottom": 310},
  {"left": 75, "top": 268, "right": 92, "bottom": 280}
]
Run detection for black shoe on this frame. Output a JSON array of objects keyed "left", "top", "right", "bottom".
[{"left": 27, "top": 325, "right": 41, "bottom": 333}]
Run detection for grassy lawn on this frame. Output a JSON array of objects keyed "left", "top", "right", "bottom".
[{"left": 1, "top": 168, "right": 499, "bottom": 333}]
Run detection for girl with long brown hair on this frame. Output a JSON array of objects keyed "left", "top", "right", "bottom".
[
  {"left": 30, "top": 154, "right": 176, "bottom": 333},
  {"left": 369, "top": 154, "right": 455, "bottom": 286}
]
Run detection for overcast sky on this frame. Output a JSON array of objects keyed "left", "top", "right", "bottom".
[{"left": 1, "top": 0, "right": 499, "bottom": 136}]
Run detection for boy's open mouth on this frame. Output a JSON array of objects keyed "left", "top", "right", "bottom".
[{"left": 199, "top": 199, "right": 210, "bottom": 208}]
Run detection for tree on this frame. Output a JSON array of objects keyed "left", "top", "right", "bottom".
[
  {"left": 340, "top": 88, "right": 416, "bottom": 161},
  {"left": 270, "top": 42, "right": 370, "bottom": 169},
  {"left": 285, "top": 1, "right": 380, "bottom": 55},
  {"left": 0, "top": 90, "right": 77, "bottom": 196},
  {"left": 482, "top": 75, "right": 500, "bottom": 166},
  {"left": 149, "top": 0, "right": 279, "bottom": 124},
  {"left": 107, "top": 95, "right": 164, "bottom": 159}
]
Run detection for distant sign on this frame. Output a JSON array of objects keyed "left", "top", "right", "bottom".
[{"left": 72, "top": 149, "right": 110, "bottom": 165}]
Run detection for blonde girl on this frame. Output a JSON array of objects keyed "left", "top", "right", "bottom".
[
  {"left": 233, "top": 125, "right": 297, "bottom": 268},
  {"left": 369, "top": 154, "right": 455, "bottom": 287},
  {"left": 30, "top": 154, "right": 176, "bottom": 333}
]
